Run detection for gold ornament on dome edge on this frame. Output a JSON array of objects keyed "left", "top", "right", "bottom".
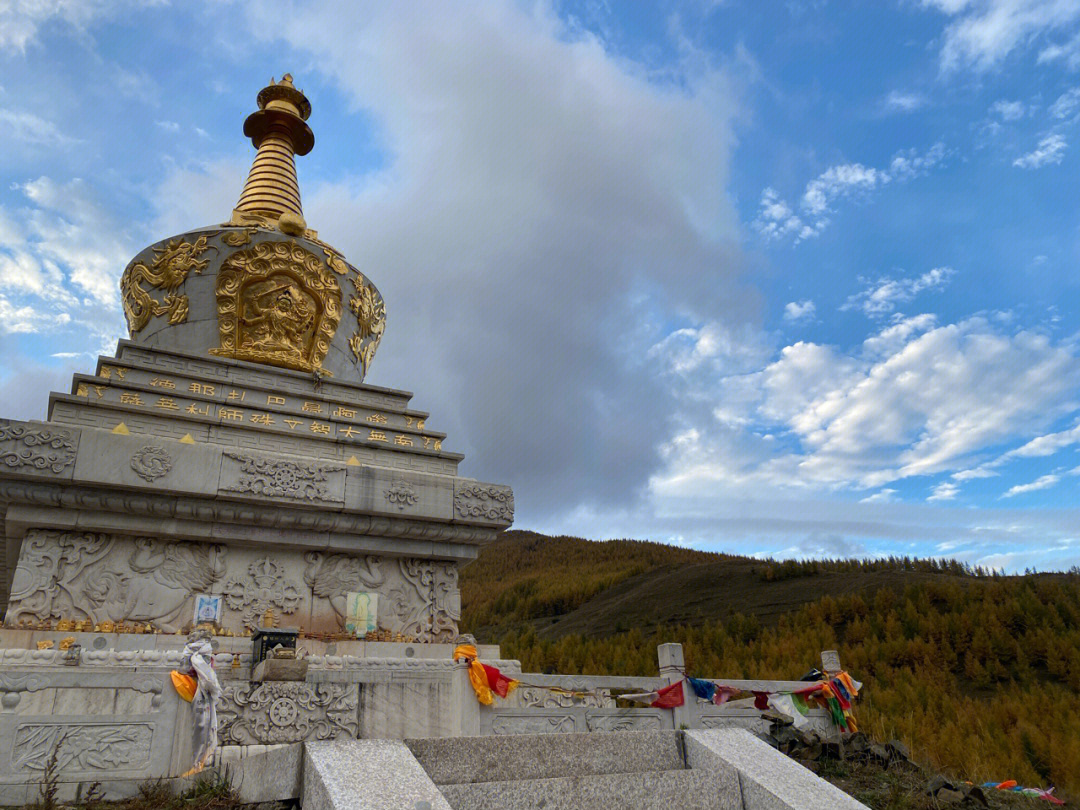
[
  {"left": 349, "top": 273, "right": 385, "bottom": 377},
  {"left": 210, "top": 240, "right": 342, "bottom": 374},
  {"left": 120, "top": 236, "right": 212, "bottom": 333}
]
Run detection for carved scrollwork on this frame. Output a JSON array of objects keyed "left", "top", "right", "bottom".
[
  {"left": 129, "top": 445, "right": 172, "bottom": 482},
  {"left": 388, "top": 559, "right": 460, "bottom": 642},
  {"left": 0, "top": 424, "right": 76, "bottom": 474},
  {"left": 384, "top": 479, "right": 417, "bottom": 511},
  {"left": 223, "top": 556, "right": 302, "bottom": 630},
  {"left": 210, "top": 240, "right": 342, "bottom": 373},
  {"left": 120, "top": 236, "right": 211, "bottom": 333},
  {"left": 217, "top": 681, "right": 358, "bottom": 745},
  {"left": 12, "top": 723, "right": 153, "bottom": 772},
  {"left": 454, "top": 485, "right": 514, "bottom": 522},
  {"left": 517, "top": 684, "right": 610, "bottom": 709},
  {"left": 221, "top": 227, "right": 258, "bottom": 247}
]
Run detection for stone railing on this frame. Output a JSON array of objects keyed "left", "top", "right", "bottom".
[{"left": 473, "top": 643, "right": 844, "bottom": 739}]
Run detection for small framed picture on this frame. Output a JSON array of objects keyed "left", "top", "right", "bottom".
[
  {"left": 345, "top": 592, "right": 378, "bottom": 637},
  {"left": 193, "top": 594, "right": 223, "bottom": 625}
]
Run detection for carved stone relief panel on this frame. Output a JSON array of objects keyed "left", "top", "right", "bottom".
[
  {"left": 4, "top": 531, "right": 225, "bottom": 633},
  {"left": 223, "top": 556, "right": 304, "bottom": 631},
  {"left": 217, "top": 681, "right": 358, "bottom": 745},
  {"left": 11, "top": 723, "right": 154, "bottom": 772},
  {"left": 0, "top": 423, "right": 77, "bottom": 476},
  {"left": 303, "top": 553, "right": 459, "bottom": 641},
  {"left": 220, "top": 450, "right": 345, "bottom": 504},
  {"left": 453, "top": 482, "right": 514, "bottom": 524}
]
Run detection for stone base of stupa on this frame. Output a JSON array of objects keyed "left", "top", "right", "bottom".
[
  {"left": 0, "top": 338, "right": 513, "bottom": 804},
  {"left": 0, "top": 629, "right": 509, "bottom": 805}
]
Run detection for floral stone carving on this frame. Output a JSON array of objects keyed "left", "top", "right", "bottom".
[
  {"left": 384, "top": 479, "right": 417, "bottom": 510},
  {"left": 454, "top": 484, "right": 514, "bottom": 522},
  {"left": 12, "top": 723, "right": 153, "bottom": 772},
  {"left": 222, "top": 451, "right": 342, "bottom": 502},
  {"left": 129, "top": 445, "right": 172, "bottom": 482},
  {"left": 223, "top": 556, "right": 302, "bottom": 630},
  {"left": 0, "top": 424, "right": 77, "bottom": 474},
  {"left": 218, "top": 681, "right": 358, "bottom": 745}
]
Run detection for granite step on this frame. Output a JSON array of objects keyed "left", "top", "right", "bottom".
[
  {"left": 406, "top": 730, "right": 685, "bottom": 785},
  {"left": 438, "top": 768, "right": 740, "bottom": 810}
]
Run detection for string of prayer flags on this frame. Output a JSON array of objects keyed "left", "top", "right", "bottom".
[
  {"left": 767, "top": 693, "right": 811, "bottom": 730},
  {"left": 621, "top": 680, "right": 686, "bottom": 708},
  {"left": 453, "top": 643, "right": 519, "bottom": 705},
  {"left": 686, "top": 677, "right": 739, "bottom": 705}
]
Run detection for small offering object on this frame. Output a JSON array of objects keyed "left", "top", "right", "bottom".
[
  {"left": 36, "top": 640, "right": 54, "bottom": 650},
  {"left": 58, "top": 637, "right": 77, "bottom": 651}
]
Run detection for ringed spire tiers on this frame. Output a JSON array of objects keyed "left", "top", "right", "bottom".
[{"left": 234, "top": 74, "right": 313, "bottom": 224}]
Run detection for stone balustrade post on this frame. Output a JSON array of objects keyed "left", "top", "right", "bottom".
[
  {"left": 452, "top": 660, "right": 481, "bottom": 736},
  {"left": 657, "top": 642, "right": 693, "bottom": 730}
]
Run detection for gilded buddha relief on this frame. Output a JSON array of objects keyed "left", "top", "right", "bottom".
[{"left": 211, "top": 240, "right": 342, "bottom": 373}]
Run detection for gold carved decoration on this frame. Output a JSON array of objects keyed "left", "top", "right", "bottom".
[
  {"left": 210, "top": 240, "right": 341, "bottom": 374},
  {"left": 323, "top": 248, "right": 349, "bottom": 275},
  {"left": 120, "top": 237, "right": 211, "bottom": 333},
  {"left": 221, "top": 228, "right": 258, "bottom": 247},
  {"left": 349, "top": 273, "right": 385, "bottom": 377}
]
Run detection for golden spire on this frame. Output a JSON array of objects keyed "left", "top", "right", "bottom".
[{"left": 233, "top": 74, "right": 313, "bottom": 224}]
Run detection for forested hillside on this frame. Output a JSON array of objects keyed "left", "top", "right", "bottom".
[{"left": 460, "top": 531, "right": 1080, "bottom": 795}]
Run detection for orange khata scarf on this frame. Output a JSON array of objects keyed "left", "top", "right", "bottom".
[{"left": 453, "top": 644, "right": 520, "bottom": 705}]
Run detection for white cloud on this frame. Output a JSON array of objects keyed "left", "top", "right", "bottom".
[
  {"left": 884, "top": 90, "right": 927, "bottom": 113},
  {"left": 929, "top": 481, "right": 960, "bottom": 501},
  {"left": 0, "top": 0, "right": 164, "bottom": 52},
  {"left": 841, "top": 267, "right": 954, "bottom": 317},
  {"left": 783, "top": 300, "right": 815, "bottom": 323},
  {"left": 924, "top": 0, "right": 1080, "bottom": 73},
  {"left": 1013, "top": 133, "right": 1067, "bottom": 168},
  {"left": 154, "top": 120, "right": 180, "bottom": 132},
  {"left": 1049, "top": 87, "right": 1080, "bottom": 119},
  {"left": 756, "top": 144, "right": 947, "bottom": 242},
  {"left": 861, "top": 488, "right": 897, "bottom": 503},
  {"left": 1038, "top": 30, "right": 1080, "bottom": 69},
  {"left": 989, "top": 99, "right": 1025, "bottom": 120},
  {"left": 230, "top": 0, "right": 747, "bottom": 514},
  {"left": 650, "top": 315, "right": 1080, "bottom": 496},
  {"left": 0, "top": 108, "right": 72, "bottom": 145},
  {"left": 1004, "top": 473, "right": 1061, "bottom": 497}
]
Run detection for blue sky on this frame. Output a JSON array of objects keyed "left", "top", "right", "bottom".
[{"left": 1, "top": 1, "right": 1079, "bottom": 572}]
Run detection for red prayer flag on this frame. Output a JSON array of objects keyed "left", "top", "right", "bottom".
[
  {"left": 650, "top": 681, "right": 685, "bottom": 709},
  {"left": 481, "top": 664, "right": 519, "bottom": 699}
]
